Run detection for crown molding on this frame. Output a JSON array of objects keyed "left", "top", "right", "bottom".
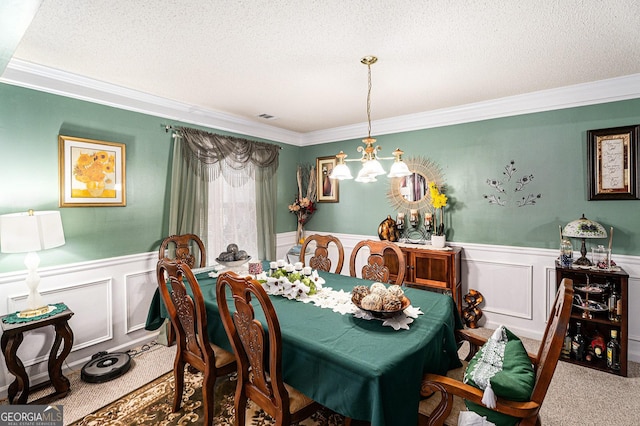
[
  {"left": 1, "top": 59, "right": 303, "bottom": 145},
  {"left": 305, "top": 73, "right": 640, "bottom": 145},
  {"left": 3, "top": 59, "right": 640, "bottom": 147}
]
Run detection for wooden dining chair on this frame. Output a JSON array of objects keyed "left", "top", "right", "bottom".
[
  {"left": 156, "top": 258, "right": 236, "bottom": 426},
  {"left": 300, "top": 234, "right": 345, "bottom": 274},
  {"left": 159, "top": 233, "right": 206, "bottom": 268},
  {"left": 418, "top": 278, "right": 574, "bottom": 426},
  {"left": 349, "top": 239, "right": 406, "bottom": 285},
  {"left": 216, "top": 271, "right": 321, "bottom": 426}
]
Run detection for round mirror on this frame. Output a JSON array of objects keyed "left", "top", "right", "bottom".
[
  {"left": 386, "top": 156, "right": 444, "bottom": 212},
  {"left": 398, "top": 173, "right": 428, "bottom": 202}
]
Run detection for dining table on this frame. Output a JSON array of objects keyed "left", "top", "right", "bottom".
[{"left": 146, "top": 264, "right": 462, "bottom": 426}]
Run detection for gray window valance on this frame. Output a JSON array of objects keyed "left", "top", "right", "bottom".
[{"left": 176, "top": 126, "right": 280, "bottom": 187}]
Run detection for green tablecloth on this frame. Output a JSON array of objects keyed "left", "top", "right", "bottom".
[{"left": 146, "top": 269, "right": 462, "bottom": 426}]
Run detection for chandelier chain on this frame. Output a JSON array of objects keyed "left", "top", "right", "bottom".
[{"left": 366, "top": 63, "right": 372, "bottom": 138}]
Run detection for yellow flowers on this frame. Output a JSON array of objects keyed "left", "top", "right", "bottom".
[
  {"left": 429, "top": 182, "right": 448, "bottom": 209},
  {"left": 74, "top": 150, "right": 115, "bottom": 185},
  {"left": 429, "top": 182, "right": 447, "bottom": 236}
]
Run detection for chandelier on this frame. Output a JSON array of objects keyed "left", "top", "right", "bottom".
[{"left": 329, "top": 56, "right": 411, "bottom": 182}]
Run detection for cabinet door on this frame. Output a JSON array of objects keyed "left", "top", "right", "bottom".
[
  {"left": 382, "top": 248, "right": 410, "bottom": 282},
  {"left": 411, "top": 251, "right": 450, "bottom": 288}
]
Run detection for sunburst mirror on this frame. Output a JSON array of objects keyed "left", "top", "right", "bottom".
[{"left": 386, "top": 156, "right": 445, "bottom": 214}]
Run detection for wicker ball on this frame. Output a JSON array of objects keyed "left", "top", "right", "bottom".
[
  {"left": 351, "top": 285, "right": 370, "bottom": 305},
  {"left": 387, "top": 285, "right": 404, "bottom": 298},
  {"left": 382, "top": 293, "right": 402, "bottom": 311},
  {"left": 370, "top": 282, "right": 388, "bottom": 296},
  {"left": 361, "top": 293, "right": 384, "bottom": 310}
]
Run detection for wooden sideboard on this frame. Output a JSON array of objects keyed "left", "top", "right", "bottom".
[{"left": 384, "top": 244, "right": 462, "bottom": 313}]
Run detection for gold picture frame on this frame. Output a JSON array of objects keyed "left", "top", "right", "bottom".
[
  {"left": 316, "top": 156, "right": 339, "bottom": 203},
  {"left": 59, "top": 135, "right": 126, "bottom": 207},
  {"left": 587, "top": 126, "right": 639, "bottom": 200}
]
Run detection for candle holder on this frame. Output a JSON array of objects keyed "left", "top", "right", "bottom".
[{"left": 409, "top": 209, "right": 419, "bottom": 227}]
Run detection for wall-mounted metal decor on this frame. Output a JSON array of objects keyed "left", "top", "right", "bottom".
[
  {"left": 587, "top": 125, "right": 640, "bottom": 200},
  {"left": 483, "top": 160, "right": 541, "bottom": 207}
]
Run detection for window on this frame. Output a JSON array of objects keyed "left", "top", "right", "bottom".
[{"left": 207, "top": 178, "right": 258, "bottom": 264}]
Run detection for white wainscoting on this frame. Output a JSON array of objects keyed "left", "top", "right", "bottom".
[
  {"left": 0, "top": 253, "right": 158, "bottom": 398},
  {"left": 0, "top": 235, "right": 637, "bottom": 399}
]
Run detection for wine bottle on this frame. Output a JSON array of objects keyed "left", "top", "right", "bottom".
[
  {"left": 571, "top": 322, "right": 585, "bottom": 361},
  {"left": 606, "top": 329, "right": 621, "bottom": 370},
  {"left": 561, "top": 329, "right": 572, "bottom": 359},
  {"left": 608, "top": 285, "right": 620, "bottom": 322}
]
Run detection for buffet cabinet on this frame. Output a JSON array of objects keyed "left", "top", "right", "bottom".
[
  {"left": 384, "top": 245, "right": 462, "bottom": 313},
  {"left": 556, "top": 263, "right": 628, "bottom": 376}
]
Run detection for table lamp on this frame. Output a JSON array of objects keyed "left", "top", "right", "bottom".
[
  {"left": 562, "top": 214, "right": 607, "bottom": 266},
  {"left": 0, "top": 210, "right": 65, "bottom": 317}
]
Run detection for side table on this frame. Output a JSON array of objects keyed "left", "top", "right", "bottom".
[{"left": 1, "top": 305, "right": 74, "bottom": 404}]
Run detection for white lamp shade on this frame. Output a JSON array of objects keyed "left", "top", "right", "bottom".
[
  {"left": 387, "top": 160, "right": 411, "bottom": 178},
  {"left": 355, "top": 166, "right": 378, "bottom": 183},
  {"left": 363, "top": 158, "right": 386, "bottom": 177},
  {"left": 563, "top": 214, "right": 607, "bottom": 239},
  {"left": 0, "top": 211, "right": 65, "bottom": 253},
  {"left": 329, "top": 163, "right": 353, "bottom": 180}
]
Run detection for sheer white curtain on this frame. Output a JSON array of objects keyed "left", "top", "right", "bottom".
[{"left": 207, "top": 177, "right": 258, "bottom": 265}]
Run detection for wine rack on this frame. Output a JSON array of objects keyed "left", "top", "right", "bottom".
[{"left": 556, "top": 263, "right": 628, "bottom": 376}]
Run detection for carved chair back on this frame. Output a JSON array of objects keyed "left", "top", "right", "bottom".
[
  {"left": 159, "top": 233, "right": 206, "bottom": 268},
  {"left": 216, "top": 271, "right": 319, "bottom": 425},
  {"left": 349, "top": 239, "right": 406, "bottom": 285},
  {"left": 156, "top": 258, "right": 235, "bottom": 425},
  {"left": 300, "top": 234, "right": 345, "bottom": 274}
]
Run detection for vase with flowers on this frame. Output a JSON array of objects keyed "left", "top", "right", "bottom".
[
  {"left": 429, "top": 182, "right": 448, "bottom": 247},
  {"left": 288, "top": 165, "right": 317, "bottom": 244}
]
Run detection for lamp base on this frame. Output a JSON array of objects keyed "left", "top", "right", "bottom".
[
  {"left": 17, "top": 305, "right": 52, "bottom": 319},
  {"left": 573, "top": 256, "right": 592, "bottom": 267}
]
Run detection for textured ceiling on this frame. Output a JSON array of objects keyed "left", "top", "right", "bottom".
[{"left": 8, "top": 0, "right": 640, "bottom": 134}]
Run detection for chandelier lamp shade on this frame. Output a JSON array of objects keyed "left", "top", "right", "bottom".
[
  {"left": 562, "top": 213, "right": 607, "bottom": 266},
  {"left": 329, "top": 56, "right": 411, "bottom": 183},
  {"left": 0, "top": 210, "right": 66, "bottom": 317}
]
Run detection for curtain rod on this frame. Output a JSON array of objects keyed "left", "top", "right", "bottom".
[{"left": 161, "top": 124, "right": 283, "bottom": 149}]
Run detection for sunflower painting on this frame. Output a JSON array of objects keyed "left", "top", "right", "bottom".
[{"left": 59, "top": 136, "right": 126, "bottom": 207}]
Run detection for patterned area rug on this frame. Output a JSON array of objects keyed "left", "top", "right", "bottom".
[{"left": 70, "top": 370, "right": 345, "bottom": 425}]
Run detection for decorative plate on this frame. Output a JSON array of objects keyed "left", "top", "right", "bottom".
[
  {"left": 352, "top": 296, "right": 411, "bottom": 318},
  {"left": 574, "top": 285, "right": 605, "bottom": 294}
]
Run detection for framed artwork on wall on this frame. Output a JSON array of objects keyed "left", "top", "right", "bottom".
[
  {"left": 58, "top": 135, "right": 127, "bottom": 207},
  {"left": 587, "top": 125, "right": 639, "bottom": 200},
  {"left": 316, "top": 156, "right": 339, "bottom": 203}
]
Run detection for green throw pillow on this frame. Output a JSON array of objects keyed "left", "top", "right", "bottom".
[{"left": 463, "top": 327, "right": 535, "bottom": 426}]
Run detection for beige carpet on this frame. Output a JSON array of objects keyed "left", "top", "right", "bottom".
[
  {"left": 0, "top": 341, "right": 176, "bottom": 425},
  {"left": 2, "top": 332, "right": 639, "bottom": 425}
]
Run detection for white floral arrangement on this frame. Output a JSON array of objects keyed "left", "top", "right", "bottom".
[{"left": 256, "top": 260, "right": 325, "bottom": 300}]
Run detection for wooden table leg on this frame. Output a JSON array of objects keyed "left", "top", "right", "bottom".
[
  {"left": 48, "top": 319, "right": 73, "bottom": 397},
  {"left": 1, "top": 331, "right": 29, "bottom": 404}
]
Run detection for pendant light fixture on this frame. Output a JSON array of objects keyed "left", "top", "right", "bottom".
[{"left": 329, "top": 56, "right": 411, "bottom": 182}]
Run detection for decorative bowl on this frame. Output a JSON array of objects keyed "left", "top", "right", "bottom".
[
  {"left": 215, "top": 256, "right": 251, "bottom": 268},
  {"left": 352, "top": 295, "right": 411, "bottom": 318}
]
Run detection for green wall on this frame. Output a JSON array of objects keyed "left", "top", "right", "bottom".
[
  {"left": 0, "top": 83, "right": 300, "bottom": 272},
  {"left": 301, "top": 99, "right": 640, "bottom": 255},
  {"left": 1, "top": 81, "right": 638, "bottom": 274}
]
